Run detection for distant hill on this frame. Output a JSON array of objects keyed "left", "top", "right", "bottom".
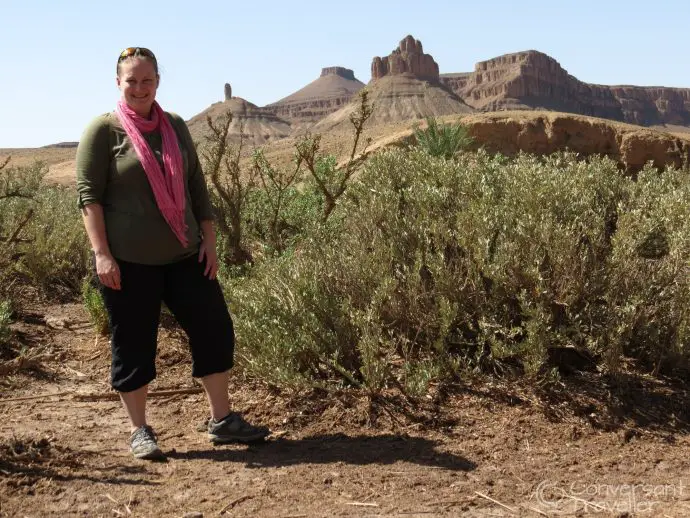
[
  {"left": 265, "top": 67, "right": 365, "bottom": 125},
  {"left": 314, "top": 75, "right": 473, "bottom": 133},
  {"left": 41, "top": 142, "right": 78, "bottom": 149},
  {"left": 185, "top": 97, "right": 292, "bottom": 146}
]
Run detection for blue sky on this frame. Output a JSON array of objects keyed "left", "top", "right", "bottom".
[{"left": 2, "top": 0, "right": 688, "bottom": 148}]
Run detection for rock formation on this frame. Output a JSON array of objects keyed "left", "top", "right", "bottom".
[
  {"left": 265, "top": 67, "right": 365, "bottom": 124},
  {"left": 371, "top": 35, "right": 439, "bottom": 82},
  {"left": 320, "top": 67, "right": 356, "bottom": 81},
  {"left": 314, "top": 74, "right": 473, "bottom": 133},
  {"left": 185, "top": 97, "right": 292, "bottom": 146},
  {"left": 439, "top": 51, "right": 690, "bottom": 128},
  {"left": 224, "top": 83, "right": 232, "bottom": 101}
]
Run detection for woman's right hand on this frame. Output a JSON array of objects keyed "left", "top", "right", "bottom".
[{"left": 95, "top": 252, "right": 121, "bottom": 290}]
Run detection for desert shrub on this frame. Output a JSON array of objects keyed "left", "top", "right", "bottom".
[
  {"left": 606, "top": 166, "right": 690, "bottom": 374},
  {"left": 227, "top": 148, "right": 690, "bottom": 392},
  {"left": 0, "top": 161, "right": 46, "bottom": 296},
  {"left": 199, "top": 112, "right": 256, "bottom": 266},
  {"left": 0, "top": 300, "right": 12, "bottom": 349},
  {"left": 17, "top": 185, "right": 89, "bottom": 293},
  {"left": 81, "top": 278, "right": 109, "bottom": 336},
  {"left": 243, "top": 186, "right": 322, "bottom": 255},
  {"left": 295, "top": 91, "right": 373, "bottom": 220},
  {"left": 413, "top": 117, "right": 473, "bottom": 159},
  {"left": 0, "top": 161, "right": 88, "bottom": 299}
]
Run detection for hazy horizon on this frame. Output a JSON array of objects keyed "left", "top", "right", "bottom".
[{"left": 2, "top": 0, "right": 689, "bottom": 148}]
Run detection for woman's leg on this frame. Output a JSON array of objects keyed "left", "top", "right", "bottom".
[
  {"left": 200, "top": 371, "right": 230, "bottom": 421},
  {"left": 163, "top": 256, "right": 269, "bottom": 442},
  {"left": 98, "top": 258, "right": 164, "bottom": 458},
  {"left": 119, "top": 385, "right": 149, "bottom": 433}
]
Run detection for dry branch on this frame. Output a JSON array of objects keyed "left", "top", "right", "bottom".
[
  {"left": 219, "top": 495, "right": 253, "bottom": 514},
  {"left": 73, "top": 388, "right": 204, "bottom": 402},
  {"left": 0, "top": 387, "right": 204, "bottom": 404},
  {"left": 474, "top": 491, "right": 517, "bottom": 513}
]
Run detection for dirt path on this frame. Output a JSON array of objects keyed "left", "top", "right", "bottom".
[{"left": 1, "top": 303, "right": 689, "bottom": 517}]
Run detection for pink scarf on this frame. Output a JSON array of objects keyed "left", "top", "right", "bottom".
[{"left": 115, "top": 99, "right": 188, "bottom": 247}]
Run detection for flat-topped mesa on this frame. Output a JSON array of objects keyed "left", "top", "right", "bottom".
[
  {"left": 371, "top": 35, "right": 440, "bottom": 82},
  {"left": 320, "top": 67, "right": 356, "bottom": 80},
  {"left": 440, "top": 50, "right": 690, "bottom": 127},
  {"left": 461, "top": 50, "right": 623, "bottom": 119}
]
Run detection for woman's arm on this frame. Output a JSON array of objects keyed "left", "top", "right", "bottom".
[{"left": 82, "top": 203, "right": 121, "bottom": 290}]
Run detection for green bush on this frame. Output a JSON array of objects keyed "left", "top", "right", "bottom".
[
  {"left": 243, "top": 182, "right": 324, "bottom": 256},
  {"left": 413, "top": 117, "right": 473, "bottom": 159},
  {"left": 226, "top": 149, "right": 690, "bottom": 392},
  {"left": 81, "top": 278, "right": 109, "bottom": 336},
  {"left": 1, "top": 162, "right": 88, "bottom": 299},
  {"left": 17, "top": 186, "right": 89, "bottom": 293},
  {"left": 606, "top": 167, "right": 690, "bottom": 373},
  {"left": 0, "top": 300, "right": 12, "bottom": 349}
]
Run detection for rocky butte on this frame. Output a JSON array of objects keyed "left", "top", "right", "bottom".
[
  {"left": 440, "top": 50, "right": 690, "bottom": 127},
  {"left": 371, "top": 35, "right": 440, "bottom": 82}
]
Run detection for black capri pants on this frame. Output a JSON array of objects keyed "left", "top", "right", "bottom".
[{"left": 99, "top": 254, "right": 235, "bottom": 392}]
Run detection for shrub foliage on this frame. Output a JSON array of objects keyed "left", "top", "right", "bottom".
[{"left": 226, "top": 150, "right": 690, "bottom": 392}]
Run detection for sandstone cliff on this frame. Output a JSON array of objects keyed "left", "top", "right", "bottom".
[
  {"left": 440, "top": 51, "right": 690, "bottom": 128},
  {"left": 266, "top": 67, "right": 365, "bottom": 124},
  {"left": 361, "top": 111, "right": 690, "bottom": 174}
]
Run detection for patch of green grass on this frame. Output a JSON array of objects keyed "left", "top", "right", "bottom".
[{"left": 81, "top": 278, "right": 109, "bottom": 336}]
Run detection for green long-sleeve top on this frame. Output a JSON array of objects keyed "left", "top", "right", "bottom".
[{"left": 76, "top": 111, "right": 214, "bottom": 265}]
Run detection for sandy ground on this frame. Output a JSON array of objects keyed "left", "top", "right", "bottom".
[{"left": 1, "top": 302, "right": 689, "bottom": 517}]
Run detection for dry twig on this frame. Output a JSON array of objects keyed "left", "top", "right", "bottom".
[
  {"left": 474, "top": 491, "right": 517, "bottom": 513},
  {"left": 219, "top": 495, "right": 253, "bottom": 514}
]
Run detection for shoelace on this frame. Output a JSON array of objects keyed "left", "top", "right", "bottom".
[{"left": 132, "top": 425, "right": 157, "bottom": 444}]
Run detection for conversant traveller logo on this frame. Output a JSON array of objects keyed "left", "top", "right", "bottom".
[{"left": 533, "top": 479, "right": 687, "bottom": 514}]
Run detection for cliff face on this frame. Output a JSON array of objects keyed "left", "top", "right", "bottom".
[
  {"left": 440, "top": 51, "right": 690, "bottom": 127},
  {"left": 361, "top": 112, "right": 690, "bottom": 175},
  {"left": 266, "top": 67, "right": 365, "bottom": 124}
]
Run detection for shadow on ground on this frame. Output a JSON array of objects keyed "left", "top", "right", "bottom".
[
  {"left": 169, "top": 433, "right": 476, "bottom": 471},
  {"left": 536, "top": 371, "right": 690, "bottom": 434}
]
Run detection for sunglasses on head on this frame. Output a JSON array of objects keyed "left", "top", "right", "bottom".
[{"left": 118, "top": 47, "right": 156, "bottom": 62}]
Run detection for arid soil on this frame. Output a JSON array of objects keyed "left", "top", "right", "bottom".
[{"left": 1, "top": 302, "right": 688, "bottom": 517}]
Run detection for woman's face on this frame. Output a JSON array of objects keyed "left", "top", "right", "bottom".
[{"left": 116, "top": 58, "right": 159, "bottom": 117}]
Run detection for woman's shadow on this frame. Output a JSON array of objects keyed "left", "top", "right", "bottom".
[{"left": 168, "top": 433, "right": 476, "bottom": 472}]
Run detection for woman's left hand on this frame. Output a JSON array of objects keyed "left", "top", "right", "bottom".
[{"left": 198, "top": 228, "right": 218, "bottom": 280}]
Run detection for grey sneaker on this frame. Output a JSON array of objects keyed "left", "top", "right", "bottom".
[
  {"left": 129, "top": 425, "right": 165, "bottom": 460},
  {"left": 208, "top": 413, "right": 270, "bottom": 444}
]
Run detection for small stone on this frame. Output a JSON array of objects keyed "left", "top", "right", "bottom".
[{"left": 183, "top": 512, "right": 203, "bottom": 518}]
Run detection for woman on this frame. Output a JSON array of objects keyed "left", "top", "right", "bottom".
[{"left": 76, "top": 47, "right": 269, "bottom": 460}]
